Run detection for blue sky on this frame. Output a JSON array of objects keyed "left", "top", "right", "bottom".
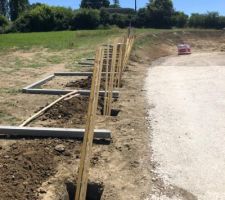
[{"left": 29, "top": 0, "right": 225, "bottom": 15}]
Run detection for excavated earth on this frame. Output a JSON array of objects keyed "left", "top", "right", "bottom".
[
  {"left": 1, "top": 30, "right": 225, "bottom": 200},
  {"left": 65, "top": 76, "right": 106, "bottom": 90},
  {"left": 32, "top": 96, "right": 104, "bottom": 129}
]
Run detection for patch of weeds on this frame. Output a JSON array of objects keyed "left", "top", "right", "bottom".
[
  {"left": 0, "top": 111, "right": 19, "bottom": 125},
  {"left": 14, "top": 57, "right": 24, "bottom": 69},
  {"left": 25, "top": 62, "right": 43, "bottom": 69},
  {"left": 66, "top": 51, "right": 95, "bottom": 70},
  {"left": 46, "top": 55, "right": 63, "bottom": 64},
  {"left": 0, "top": 88, "right": 20, "bottom": 94}
]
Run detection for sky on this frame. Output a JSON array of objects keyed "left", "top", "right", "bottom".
[{"left": 29, "top": 0, "right": 225, "bottom": 15}]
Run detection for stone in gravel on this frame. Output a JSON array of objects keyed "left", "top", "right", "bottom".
[
  {"left": 54, "top": 144, "right": 65, "bottom": 153},
  {"left": 38, "top": 188, "right": 47, "bottom": 194}
]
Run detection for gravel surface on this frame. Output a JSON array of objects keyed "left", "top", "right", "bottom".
[{"left": 145, "top": 52, "right": 225, "bottom": 200}]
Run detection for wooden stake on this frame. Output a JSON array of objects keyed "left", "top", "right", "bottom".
[
  {"left": 75, "top": 47, "right": 104, "bottom": 200},
  {"left": 116, "top": 44, "right": 124, "bottom": 88},
  {"left": 106, "top": 44, "right": 117, "bottom": 115},
  {"left": 103, "top": 44, "right": 110, "bottom": 116}
]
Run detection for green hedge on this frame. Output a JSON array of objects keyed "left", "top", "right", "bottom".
[{"left": 11, "top": 5, "right": 73, "bottom": 32}]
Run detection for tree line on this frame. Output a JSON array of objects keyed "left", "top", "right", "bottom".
[{"left": 0, "top": 0, "right": 225, "bottom": 33}]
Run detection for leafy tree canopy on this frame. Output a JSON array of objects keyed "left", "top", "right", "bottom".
[{"left": 80, "top": 0, "right": 110, "bottom": 9}]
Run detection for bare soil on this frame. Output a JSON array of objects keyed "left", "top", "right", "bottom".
[
  {"left": 65, "top": 76, "right": 106, "bottom": 90},
  {"left": 32, "top": 96, "right": 104, "bottom": 129},
  {"left": 1, "top": 30, "right": 225, "bottom": 200}
]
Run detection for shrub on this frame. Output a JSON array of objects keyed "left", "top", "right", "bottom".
[
  {"left": 12, "top": 5, "right": 73, "bottom": 32},
  {"left": 147, "top": 0, "right": 174, "bottom": 28},
  {"left": 109, "top": 13, "right": 131, "bottom": 28},
  {"left": 171, "top": 12, "right": 188, "bottom": 28},
  {"left": 52, "top": 7, "right": 73, "bottom": 30},
  {"left": 0, "top": 14, "right": 8, "bottom": 27},
  {"left": 189, "top": 12, "right": 222, "bottom": 29},
  {"left": 71, "top": 9, "right": 100, "bottom": 30},
  {"left": 135, "top": 8, "right": 148, "bottom": 28},
  {"left": 100, "top": 8, "right": 110, "bottom": 26}
]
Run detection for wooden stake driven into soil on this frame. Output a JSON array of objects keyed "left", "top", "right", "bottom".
[
  {"left": 75, "top": 47, "right": 104, "bottom": 200},
  {"left": 103, "top": 44, "right": 110, "bottom": 116},
  {"left": 103, "top": 43, "right": 118, "bottom": 116},
  {"left": 116, "top": 43, "right": 125, "bottom": 88}
]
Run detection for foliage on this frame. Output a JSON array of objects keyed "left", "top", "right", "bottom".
[
  {"left": 109, "top": 13, "right": 131, "bottom": 28},
  {"left": 0, "top": 0, "right": 9, "bottom": 17},
  {"left": 9, "top": 0, "right": 29, "bottom": 21},
  {"left": 101, "top": 7, "right": 135, "bottom": 15},
  {"left": 111, "top": 0, "right": 120, "bottom": 8},
  {"left": 171, "top": 11, "right": 188, "bottom": 28},
  {"left": 100, "top": 8, "right": 110, "bottom": 26},
  {"left": 146, "top": 0, "right": 174, "bottom": 28},
  {"left": 0, "top": 14, "right": 8, "bottom": 26},
  {"left": 189, "top": 12, "right": 225, "bottom": 29},
  {"left": 135, "top": 8, "right": 148, "bottom": 27},
  {"left": 71, "top": 9, "right": 100, "bottom": 30},
  {"left": 80, "top": 0, "right": 110, "bottom": 9},
  {"left": 12, "top": 5, "right": 73, "bottom": 32}
]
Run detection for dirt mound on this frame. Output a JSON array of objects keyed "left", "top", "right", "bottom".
[
  {"left": 0, "top": 139, "right": 80, "bottom": 200},
  {"left": 66, "top": 76, "right": 105, "bottom": 90},
  {"left": 42, "top": 96, "right": 89, "bottom": 121}
]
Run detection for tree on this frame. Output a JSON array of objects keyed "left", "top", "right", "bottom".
[
  {"left": 205, "top": 12, "right": 219, "bottom": 29},
  {"left": 171, "top": 11, "right": 188, "bottom": 28},
  {"left": 135, "top": 8, "right": 148, "bottom": 27},
  {"left": 9, "top": 0, "right": 29, "bottom": 20},
  {"left": 71, "top": 9, "right": 100, "bottom": 29},
  {"left": 0, "top": 14, "right": 8, "bottom": 26},
  {"left": 0, "top": 0, "right": 9, "bottom": 17},
  {"left": 80, "top": 0, "right": 110, "bottom": 9},
  {"left": 100, "top": 8, "right": 110, "bottom": 25},
  {"left": 12, "top": 5, "right": 73, "bottom": 32},
  {"left": 147, "top": 0, "right": 174, "bottom": 28},
  {"left": 112, "top": 0, "right": 120, "bottom": 8}
]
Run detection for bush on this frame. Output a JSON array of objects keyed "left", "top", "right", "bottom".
[
  {"left": 12, "top": 5, "right": 73, "bottom": 32},
  {"left": 135, "top": 8, "right": 148, "bottom": 28},
  {"left": 109, "top": 13, "right": 131, "bottom": 28},
  {"left": 52, "top": 7, "right": 73, "bottom": 30},
  {"left": 102, "top": 8, "right": 135, "bottom": 15},
  {"left": 189, "top": 12, "right": 223, "bottom": 29},
  {"left": 100, "top": 8, "right": 110, "bottom": 26},
  {"left": 0, "top": 14, "right": 9, "bottom": 27},
  {"left": 171, "top": 12, "right": 188, "bottom": 28},
  {"left": 189, "top": 13, "right": 205, "bottom": 28},
  {"left": 218, "top": 16, "right": 225, "bottom": 29},
  {"left": 147, "top": 0, "right": 175, "bottom": 28},
  {"left": 71, "top": 9, "right": 100, "bottom": 30}
]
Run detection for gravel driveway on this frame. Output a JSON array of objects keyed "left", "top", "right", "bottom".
[{"left": 145, "top": 52, "right": 225, "bottom": 200}]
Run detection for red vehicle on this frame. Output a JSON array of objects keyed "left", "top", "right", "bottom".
[{"left": 177, "top": 44, "right": 191, "bottom": 55}]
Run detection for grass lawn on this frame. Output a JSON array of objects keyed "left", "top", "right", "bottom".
[{"left": 0, "top": 29, "right": 127, "bottom": 50}]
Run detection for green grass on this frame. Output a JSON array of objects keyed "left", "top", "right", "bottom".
[{"left": 0, "top": 29, "right": 126, "bottom": 50}]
